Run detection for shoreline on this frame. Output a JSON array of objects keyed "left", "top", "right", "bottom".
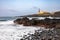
[{"left": 20, "top": 28, "right": 60, "bottom": 40}]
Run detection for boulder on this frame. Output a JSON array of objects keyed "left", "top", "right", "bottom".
[
  {"left": 14, "top": 17, "right": 30, "bottom": 25},
  {"left": 14, "top": 18, "right": 22, "bottom": 24}
]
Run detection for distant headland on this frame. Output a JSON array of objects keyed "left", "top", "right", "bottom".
[{"left": 20, "top": 9, "right": 60, "bottom": 17}]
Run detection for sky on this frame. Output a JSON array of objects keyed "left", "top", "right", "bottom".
[{"left": 0, "top": 0, "right": 60, "bottom": 16}]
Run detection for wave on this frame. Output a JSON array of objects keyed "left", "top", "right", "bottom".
[
  {"left": 0, "top": 17, "right": 50, "bottom": 40},
  {"left": 0, "top": 20, "right": 14, "bottom": 26}
]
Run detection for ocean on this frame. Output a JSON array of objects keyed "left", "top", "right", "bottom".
[
  {"left": 0, "top": 17, "right": 56, "bottom": 40},
  {"left": 0, "top": 17, "right": 47, "bottom": 40}
]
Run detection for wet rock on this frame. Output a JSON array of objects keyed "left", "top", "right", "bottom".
[
  {"left": 14, "top": 18, "right": 22, "bottom": 24},
  {"left": 14, "top": 17, "right": 60, "bottom": 28},
  {"left": 20, "top": 28, "right": 60, "bottom": 40},
  {"left": 14, "top": 17, "right": 30, "bottom": 25}
]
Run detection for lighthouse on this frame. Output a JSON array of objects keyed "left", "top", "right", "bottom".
[
  {"left": 38, "top": 9, "right": 44, "bottom": 14},
  {"left": 38, "top": 8, "right": 50, "bottom": 15}
]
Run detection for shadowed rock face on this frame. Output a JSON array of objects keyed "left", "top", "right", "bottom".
[
  {"left": 14, "top": 17, "right": 60, "bottom": 28},
  {"left": 14, "top": 17, "right": 29, "bottom": 25},
  {"left": 14, "top": 18, "right": 22, "bottom": 24}
]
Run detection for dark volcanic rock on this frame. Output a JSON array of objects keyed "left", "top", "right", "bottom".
[
  {"left": 14, "top": 17, "right": 29, "bottom": 24},
  {"left": 14, "top": 17, "right": 60, "bottom": 28},
  {"left": 21, "top": 28, "right": 60, "bottom": 40},
  {"left": 14, "top": 18, "right": 22, "bottom": 24}
]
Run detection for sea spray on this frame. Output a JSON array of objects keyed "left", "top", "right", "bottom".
[
  {"left": 0, "top": 17, "right": 52, "bottom": 40},
  {"left": 0, "top": 20, "right": 44, "bottom": 40}
]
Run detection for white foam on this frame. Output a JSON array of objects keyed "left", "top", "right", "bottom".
[
  {"left": 0, "top": 20, "right": 14, "bottom": 25},
  {"left": 0, "top": 20, "right": 43, "bottom": 40}
]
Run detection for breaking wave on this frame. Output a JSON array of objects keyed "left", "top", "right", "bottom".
[
  {"left": 0, "top": 20, "right": 42, "bottom": 40},
  {"left": 0, "top": 17, "right": 50, "bottom": 40}
]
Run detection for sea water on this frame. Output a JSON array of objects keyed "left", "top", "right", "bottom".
[{"left": 0, "top": 17, "right": 49, "bottom": 40}]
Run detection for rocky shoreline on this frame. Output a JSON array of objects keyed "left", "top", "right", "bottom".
[
  {"left": 20, "top": 28, "right": 60, "bottom": 40},
  {"left": 14, "top": 17, "right": 60, "bottom": 28},
  {"left": 13, "top": 17, "right": 60, "bottom": 40}
]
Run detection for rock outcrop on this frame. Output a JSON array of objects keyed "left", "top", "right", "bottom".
[
  {"left": 14, "top": 17, "right": 60, "bottom": 28},
  {"left": 20, "top": 28, "right": 60, "bottom": 40}
]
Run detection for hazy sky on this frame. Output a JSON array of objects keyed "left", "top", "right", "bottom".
[{"left": 0, "top": 0, "right": 60, "bottom": 16}]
